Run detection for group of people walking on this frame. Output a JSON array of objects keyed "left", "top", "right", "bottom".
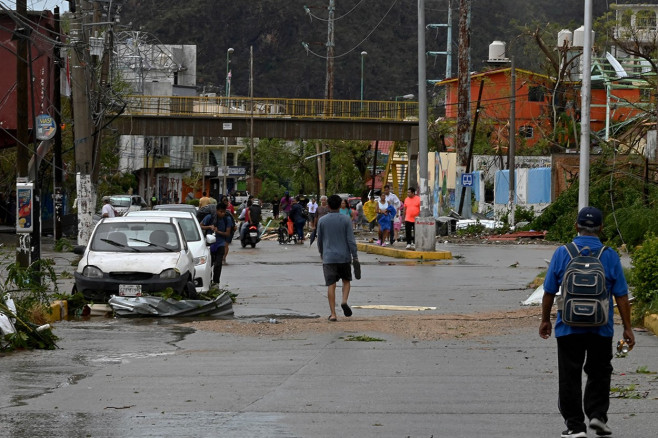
[{"left": 361, "top": 184, "right": 420, "bottom": 249}]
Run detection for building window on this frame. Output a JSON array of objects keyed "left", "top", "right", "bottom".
[
  {"left": 519, "top": 126, "right": 534, "bottom": 138},
  {"left": 227, "top": 153, "right": 235, "bottom": 166},
  {"left": 156, "top": 137, "right": 170, "bottom": 157},
  {"left": 528, "top": 86, "right": 545, "bottom": 102},
  {"left": 635, "top": 10, "right": 656, "bottom": 29}
]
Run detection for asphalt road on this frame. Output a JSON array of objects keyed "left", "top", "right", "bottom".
[{"left": 1, "top": 235, "right": 656, "bottom": 438}]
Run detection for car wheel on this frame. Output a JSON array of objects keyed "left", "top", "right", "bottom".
[{"left": 184, "top": 278, "right": 199, "bottom": 299}]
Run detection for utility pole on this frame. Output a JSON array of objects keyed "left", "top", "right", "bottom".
[
  {"left": 456, "top": 0, "right": 471, "bottom": 169},
  {"left": 53, "top": 6, "right": 63, "bottom": 240},
  {"left": 508, "top": 55, "right": 516, "bottom": 227},
  {"left": 15, "top": 0, "right": 30, "bottom": 268},
  {"left": 249, "top": 45, "right": 255, "bottom": 195},
  {"left": 325, "top": 0, "right": 335, "bottom": 101},
  {"left": 426, "top": 0, "right": 453, "bottom": 80},
  {"left": 579, "top": 0, "right": 593, "bottom": 210},
  {"left": 418, "top": 0, "right": 429, "bottom": 216},
  {"left": 71, "top": 0, "right": 95, "bottom": 245}
]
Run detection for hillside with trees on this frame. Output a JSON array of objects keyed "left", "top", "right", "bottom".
[{"left": 120, "top": 0, "right": 635, "bottom": 100}]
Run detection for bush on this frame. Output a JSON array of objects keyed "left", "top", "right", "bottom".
[{"left": 630, "top": 232, "right": 658, "bottom": 320}]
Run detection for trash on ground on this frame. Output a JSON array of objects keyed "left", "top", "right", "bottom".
[{"left": 108, "top": 291, "right": 234, "bottom": 317}]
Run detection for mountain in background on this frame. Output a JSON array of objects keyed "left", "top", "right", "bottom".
[{"left": 121, "top": 0, "right": 638, "bottom": 100}]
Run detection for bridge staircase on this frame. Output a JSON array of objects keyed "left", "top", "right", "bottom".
[{"left": 382, "top": 142, "right": 409, "bottom": 201}]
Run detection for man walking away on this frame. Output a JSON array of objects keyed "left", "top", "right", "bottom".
[
  {"left": 539, "top": 206, "right": 634, "bottom": 438},
  {"left": 402, "top": 187, "right": 420, "bottom": 249},
  {"left": 317, "top": 194, "right": 359, "bottom": 322}
]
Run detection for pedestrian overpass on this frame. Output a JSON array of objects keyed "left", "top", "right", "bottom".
[{"left": 111, "top": 95, "right": 419, "bottom": 141}]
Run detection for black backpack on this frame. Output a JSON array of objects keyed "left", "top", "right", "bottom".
[
  {"left": 560, "top": 243, "right": 609, "bottom": 327},
  {"left": 248, "top": 205, "right": 262, "bottom": 225}
]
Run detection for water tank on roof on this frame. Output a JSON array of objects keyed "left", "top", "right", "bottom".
[
  {"left": 573, "top": 26, "right": 595, "bottom": 47},
  {"left": 488, "top": 41, "right": 508, "bottom": 63},
  {"left": 557, "top": 29, "right": 573, "bottom": 48}
]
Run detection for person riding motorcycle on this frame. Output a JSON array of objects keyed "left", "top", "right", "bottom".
[{"left": 239, "top": 199, "right": 262, "bottom": 241}]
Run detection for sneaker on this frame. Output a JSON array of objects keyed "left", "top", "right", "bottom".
[
  {"left": 561, "top": 430, "right": 587, "bottom": 438},
  {"left": 406, "top": 244, "right": 412, "bottom": 249},
  {"left": 411, "top": 243, "right": 415, "bottom": 249},
  {"left": 375, "top": 240, "right": 381, "bottom": 245},
  {"left": 589, "top": 418, "right": 612, "bottom": 436},
  {"left": 382, "top": 242, "right": 388, "bottom": 247}
]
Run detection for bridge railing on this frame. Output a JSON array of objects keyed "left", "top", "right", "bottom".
[{"left": 121, "top": 95, "right": 419, "bottom": 122}]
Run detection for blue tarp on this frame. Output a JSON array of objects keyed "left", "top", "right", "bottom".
[
  {"left": 494, "top": 170, "right": 514, "bottom": 205},
  {"left": 527, "top": 168, "right": 551, "bottom": 203},
  {"left": 494, "top": 168, "right": 551, "bottom": 205},
  {"left": 472, "top": 171, "right": 482, "bottom": 202}
]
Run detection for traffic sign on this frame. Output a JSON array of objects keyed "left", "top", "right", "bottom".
[{"left": 461, "top": 173, "right": 474, "bottom": 187}]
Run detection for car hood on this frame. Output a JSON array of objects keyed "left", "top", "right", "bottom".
[{"left": 82, "top": 251, "right": 184, "bottom": 274}]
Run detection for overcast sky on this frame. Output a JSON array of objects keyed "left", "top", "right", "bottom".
[{"left": 3, "top": 1, "right": 69, "bottom": 12}]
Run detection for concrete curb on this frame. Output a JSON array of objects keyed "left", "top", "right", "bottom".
[
  {"left": 644, "top": 313, "right": 658, "bottom": 337},
  {"left": 46, "top": 300, "right": 67, "bottom": 323},
  {"left": 356, "top": 242, "right": 452, "bottom": 260}
]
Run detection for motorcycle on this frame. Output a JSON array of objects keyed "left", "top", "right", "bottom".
[{"left": 240, "top": 221, "right": 261, "bottom": 248}]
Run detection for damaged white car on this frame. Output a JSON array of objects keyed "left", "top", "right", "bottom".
[{"left": 73, "top": 217, "right": 197, "bottom": 303}]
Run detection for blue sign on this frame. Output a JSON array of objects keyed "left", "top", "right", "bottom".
[
  {"left": 461, "top": 173, "right": 474, "bottom": 187},
  {"left": 35, "top": 114, "right": 57, "bottom": 140}
]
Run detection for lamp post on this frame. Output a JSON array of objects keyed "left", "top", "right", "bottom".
[
  {"left": 224, "top": 47, "right": 234, "bottom": 196},
  {"left": 394, "top": 94, "right": 414, "bottom": 119},
  {"left": 360, "top": 51, "right": 367, "bottom": 112}
]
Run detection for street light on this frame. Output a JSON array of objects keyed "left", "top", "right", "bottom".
[
  {"left": 394, "top": 94, "right": 414, "bottom": 119},
  {"left": 224, "top": 47, "right": 234, "bottom": 196},
  {"left": 360, "top": 51, "right": 367, "bottom": 112},
  {"left": 394, "top": 94, "right": 415, "bottom": 102}
]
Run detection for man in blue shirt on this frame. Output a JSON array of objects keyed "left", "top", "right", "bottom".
[
  {"left": 539, "top": 207, "right": 635, "bottom": 438},
  {"left": 201, "top": 203, "right": 231, "bottom": 286},
  {"left": 317, "top": 194, "right": 359, "bottom": 322}
]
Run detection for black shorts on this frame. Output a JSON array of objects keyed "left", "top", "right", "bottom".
[{"left": 323, "top": 263, "right": 352, "bottom": 286}]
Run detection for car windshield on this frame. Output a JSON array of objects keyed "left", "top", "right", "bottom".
[
  {"left": 177, "top": 218, "right": 201, "bottom": 242},
  {"left": 154, "top": 204, "right": 196, "bottom": 213},
  {"left": 110, "top": 196, "right": 131, "bottom": 208},
  {"left": 90, "top": 222, "right": 181, "bottom": 252}
]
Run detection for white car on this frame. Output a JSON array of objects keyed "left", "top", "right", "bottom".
[
  {"left": 126, "top": 210, "right": 214, "bottom": 292},
  {"left": 74, "top": 216, "right": 198, "bottom": 303}
]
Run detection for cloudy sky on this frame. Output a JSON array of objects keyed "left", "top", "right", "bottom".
[{"left": 3, "top": 1, "right": 69, "bottom": 12}]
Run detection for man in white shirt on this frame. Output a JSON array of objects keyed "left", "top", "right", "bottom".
[
  {"left": 307, "top": 197, "right": 318, "bottom": 228},
  {"left": 383, "top": 184, "right": 400, "bottom": 245},
  {"left": 101, "top": 198, "right": 116, "bottom": 218}
]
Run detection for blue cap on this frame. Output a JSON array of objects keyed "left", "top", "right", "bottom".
[{"left": 577, "top": 206, "right": 602, "bottom": 227}]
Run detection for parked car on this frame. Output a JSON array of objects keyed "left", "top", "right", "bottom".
[
  {"left": 153, "top": 203, "right": 198, "bottom": 214},
  {"left": 231, "top": 190, "right": 250, "bottom": 206},
  {"left": 126, "top": 210, "right": 213, "bottom": 292},
  {"left": 107, "top": 195, "right": 147, "bottom": 215},
  {"left": 348, "top": 196, "right": 361, "bottom": 209},
  {"left": 73, "top": 216, "right": 198, "bottom": 303}
]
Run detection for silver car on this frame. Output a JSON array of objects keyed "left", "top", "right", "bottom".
[{"left": 126, "top": 210, "right": 214, "bottom": 292}]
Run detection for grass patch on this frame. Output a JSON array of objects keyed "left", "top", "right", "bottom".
[
  {"left": 343, "top": 334, "right": 385, "bottom": 342},
  {"left": 609, "top": 384, "right": 647, "bottom": 399},
  {"left": 636, "top": 366, "right": 656, "bottom": 375}
]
